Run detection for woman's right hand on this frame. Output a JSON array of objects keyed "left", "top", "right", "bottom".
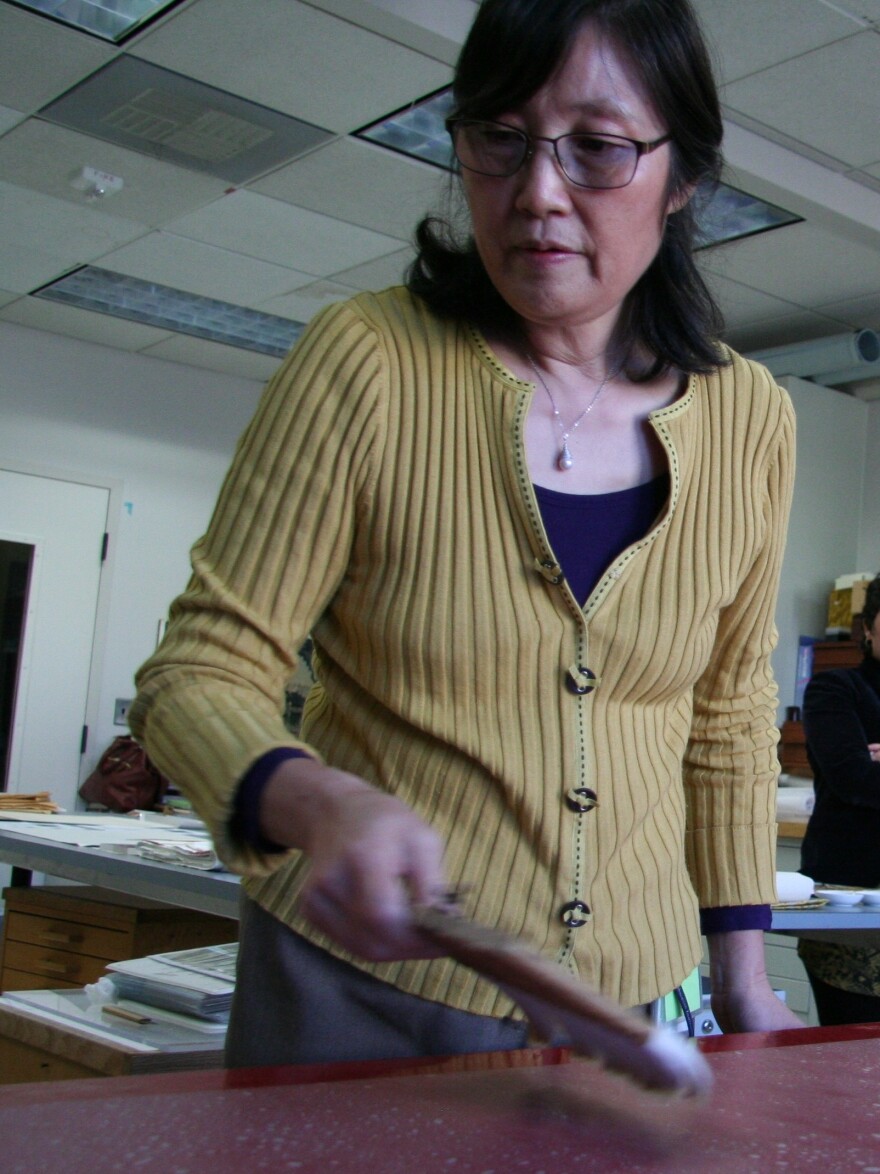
[{"left": 259, "top": 757, "right": 448, "bottom": 961}]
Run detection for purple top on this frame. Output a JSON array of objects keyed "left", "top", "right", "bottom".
[
  {"left": 233, "top": 473, "right": 769, "bottom": 934},
  {"left": 533, "top": 475, "right": 668, "bottom": 606}
]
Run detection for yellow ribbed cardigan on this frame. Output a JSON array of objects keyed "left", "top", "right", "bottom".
[{"left": 130, "top": 286, "right": 795, "bottom": 1012}]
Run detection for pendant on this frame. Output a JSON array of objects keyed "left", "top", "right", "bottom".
[{"left": 558, "top": 440, "right": 573, "bottom": 471}]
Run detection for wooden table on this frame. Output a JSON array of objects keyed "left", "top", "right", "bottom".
[{"left": 2, "top": 1025, "right": 880, "bottom": 1172}]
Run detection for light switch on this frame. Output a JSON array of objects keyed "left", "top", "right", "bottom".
[{"left": 114, "top": 698, "right": 133, "bottom": 726}]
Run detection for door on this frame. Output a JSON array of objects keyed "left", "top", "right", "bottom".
[{"left": 0, "top": 469, "right": 109, "bottom": 811}]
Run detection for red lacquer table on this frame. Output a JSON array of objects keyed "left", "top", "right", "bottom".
[{"left": 3, "top": 1024, "right": 880, "bottom": 1172}]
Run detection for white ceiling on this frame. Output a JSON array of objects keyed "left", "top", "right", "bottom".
[{"left": 0, "top": 0, "right": 879, "bottom": 392}]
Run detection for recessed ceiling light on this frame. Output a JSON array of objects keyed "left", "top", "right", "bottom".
[
  {"left": 4, "top": 0, "right": 184, "bottom": 43},
  {"left": 34, "top": 267, "right": 305, "bottom": 358},
  {"left": 356, "top": 87, "right": 802, "bottom": 248}
]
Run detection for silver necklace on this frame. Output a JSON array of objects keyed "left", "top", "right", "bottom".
[{"left": 528, "top": 355, "right": 620, "bottom": 472}]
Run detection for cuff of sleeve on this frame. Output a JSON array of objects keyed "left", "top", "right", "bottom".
[
  {"left": 231, "top": 747, "right": 311, "bottom": 854},
  {"left": 700, "top": 904, "right": 772, "bottom": 934}
]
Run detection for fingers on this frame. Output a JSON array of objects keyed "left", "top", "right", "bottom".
[{"left": 300, "top": 795, "right": 450, "bottom": 961}]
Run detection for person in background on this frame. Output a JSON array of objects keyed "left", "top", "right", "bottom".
[
  {"left": 130, "top": 0, "right": 802, "bottom": 1068},
  {"left": 800, "top": 572, "right": 880, "bottom": 1025}
]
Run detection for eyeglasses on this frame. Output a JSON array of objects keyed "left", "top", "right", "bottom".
[{"left": 447, "top": 118, "right": 672, "bottom": 191}]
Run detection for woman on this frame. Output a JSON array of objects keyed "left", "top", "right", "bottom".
[
  {"left": 799, "top": 573, "right": 880, "bottom": 1025},
  {"left": 130, "top": 0, "right": 801, "bottom": 1067}
]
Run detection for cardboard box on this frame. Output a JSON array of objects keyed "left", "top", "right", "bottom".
[
  {"left": 827, "top": 578, "right": 871, "bottom": 629},
  {"left": 851, "top": 578, "right": 871, "bottom": 618}
]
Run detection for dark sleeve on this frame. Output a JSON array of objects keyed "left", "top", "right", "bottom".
[
  {"left": 230, "top": 747, "right": 310, "bottom": 853},
  {"left": 700, "top": 905, "right": 772, "bottom": 934},
  {"left": 803, "top": 669, "right": 880, "bottom": 809}
]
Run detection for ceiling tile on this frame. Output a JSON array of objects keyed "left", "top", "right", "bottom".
[
  {"left": 0, "top": 292, "right": 173, "bottom": 349},
  {"left": 723, "top": 30, "right": 880, "bottom": 168},
  {"left": 99, "top": 232, "right": 314, "bottom": 306},
  {"left": 131, "top": 0, "right": 452, "bottom": 133},
  {"left": 692, "top": 0, "right": 859, "bottom": 83},
  {"left": 699, "top": 269, "right": 800, "bottom": 329},
  {"left": 138, "top": 333, "right": 281, "bottom": 381},
  {"left": 0, "top": 287, "right": 19, "bottom": 308},
  {"left": 731, "top": 309, "right": 857, "bottom": 355},
  {"left": 252, "top": 137, "right": 446, "bottom": 240},
  {"left": 841, "top": 0, "right": 880, "bottom": 19},
  {"left": 816, "top": 291, "right": 880, "bottom": 332},
  {"left": 165, "top": 189, "right": 404, "bottom": 275},
  {"left": 0, "top": 103, "right": 24, "bottom": 134},
  {"left": 332, "top": 246, "right": 415, "bottom": 291},
  {"left": 700, "top": 220, "right": 880, "bottom": 307},
  {"left": 0, "top": 180, "right": 147, "bottom": 291},
  {"left": 302, "top": 0, "right": 476, "bottom": 64},
  {"left": 0, "top": 119, "right": 228, "bottom": 226},
  {"left": 256, "top": 278, "right": 360, "bottom": 324},
  {"left": 0, "top": 4, "right": 117, "bottom": 114}
]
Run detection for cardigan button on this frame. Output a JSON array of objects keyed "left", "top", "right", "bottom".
[
  {"left": 565, "top": 787, "right": 598, "bottom": 814},
  {"left": 566, "top": 665, "right": 598, "bottom": 695},
  {"left": 533, "top": 556, "right": 564, "bottom": 585},
  {"left": 560, "top": 900, "right": 591, "bottom": 927}
]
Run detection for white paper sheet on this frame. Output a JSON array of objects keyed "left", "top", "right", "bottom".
[{"left": 0, "top": 814, "right": 210, "bottom": 848}]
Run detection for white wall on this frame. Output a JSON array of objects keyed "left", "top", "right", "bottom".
[
  {"left": 773, "top": 375, "right": 872, "bottom": 715},
  {"left": 0, "top": 321, "right": 263, "bottom": 786},
  {"left": 857, "top": 400, "right": 880, "bottom": 575}
]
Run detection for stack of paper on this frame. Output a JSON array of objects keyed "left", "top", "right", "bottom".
[
  {"left": 136, "top": 838, "right": 220, "bottom": 869},
  {"left": 0, "top": 791, "right": 60, "bottom": 813},
  {"left": 1, "top": 988, "right": 226, "bottom": 1053},
  {"left": 106, "top": 943, "right": 237, "bottom": 1020},
  {"left": 776, "top": 787, "right": 815, "bottom": 819}
]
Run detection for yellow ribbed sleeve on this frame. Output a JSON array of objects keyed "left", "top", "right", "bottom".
[{"left": 130, "top": 286, "right": 795, "bottom": 1011}]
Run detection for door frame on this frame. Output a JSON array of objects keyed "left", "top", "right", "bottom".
[{"left": 0, "top": 459, "right": 123, "bottom": 789}]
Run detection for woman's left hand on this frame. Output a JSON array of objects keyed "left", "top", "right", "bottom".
[
  {"left": 710, "top": 979, "right": 804, "bottom": 1034},
  {"left": 707, "top": 928, "right": 804, "bottom": 1034}
]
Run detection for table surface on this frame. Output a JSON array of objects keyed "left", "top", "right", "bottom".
[
  {"left": 0, "top": 826, "right": 241, "bottom": 918},
  {"left": 2, "top": 1025, "right": 880, "bottom": 1173}
]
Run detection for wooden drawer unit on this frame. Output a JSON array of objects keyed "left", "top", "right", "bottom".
[
  {"left": 779, "top": 719, "right": 811, "bottom": 778},
  {"left": 812, "top": 639, "right": 861, "bottom": 675},
  {"left": 0, "top": 886, "right": 237, "bottom": 994}
]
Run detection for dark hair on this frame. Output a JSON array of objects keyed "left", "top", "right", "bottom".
[
  {"left": 862, "top": 574, "right": 880, "bottom": 646},
  {"left": 406, "top": 0, "right": 727, "bottom": 378}
]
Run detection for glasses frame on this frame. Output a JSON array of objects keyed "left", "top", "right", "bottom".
[{"left": 446, "top": 118, "right": 672, "bottom": 191}]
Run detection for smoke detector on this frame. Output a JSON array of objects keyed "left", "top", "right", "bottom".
[{"left": 69, "top": 166, "right": 124, "bottom": 202}]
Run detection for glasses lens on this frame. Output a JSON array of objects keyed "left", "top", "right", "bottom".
[
  {"left": 558, "top": 134, "right": 638, "bottom": 189},
  {"left": 453, "top": 121, "right": 527, "bottom": 176}
]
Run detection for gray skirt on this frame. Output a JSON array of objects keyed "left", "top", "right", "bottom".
[{"left": 225, "top": 893, "right": 530, "bottom": 1068}]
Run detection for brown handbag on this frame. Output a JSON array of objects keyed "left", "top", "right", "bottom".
[{"left": 79, "top": 735, "right": 169, "bottom": 813}]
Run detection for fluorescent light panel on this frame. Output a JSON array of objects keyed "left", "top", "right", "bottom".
[
  {"left": 694, "top": 182, "right": 801, "bottom": 249},
  {"left": 357, "top": 88, "right": 802, "bottom": 248},
  {"left": 356, "top": 88, "right": 455, "bottom": 169},
  {"left": 4, "top": 0, "right": 182, "bottom": 43},
  {"left": 34, "top": 267, "right": 305, "bottom": 357},
  {"left": 40, "top": 56, "right": 333, "bottom": 184}
]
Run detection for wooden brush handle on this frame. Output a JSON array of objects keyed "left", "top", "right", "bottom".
[
  {"left": 414, "top": 905, "right": 652, "bottom": 1044},
  {"left": 414, "top": 904, "right": 713, "bottom": 1096}
]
